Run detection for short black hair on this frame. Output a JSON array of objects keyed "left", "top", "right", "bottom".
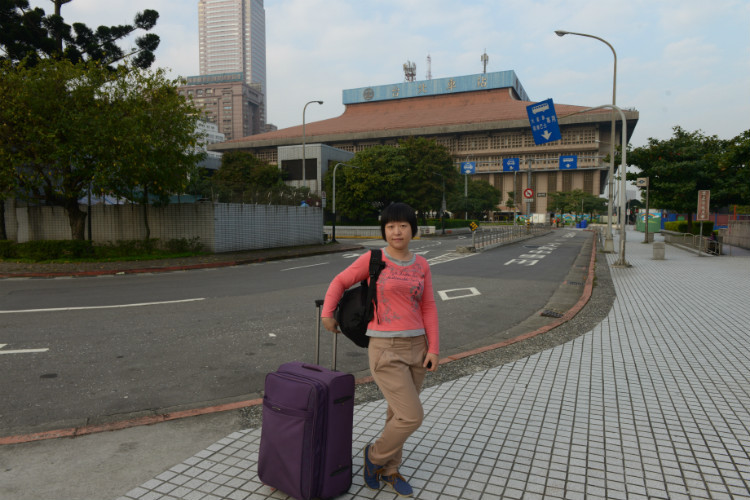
[{"left": 380, "top": 202, "right": 418, "bottom": 240}]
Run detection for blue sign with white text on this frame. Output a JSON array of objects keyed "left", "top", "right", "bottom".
[
  {"left": 502, "top": 158, "right": 520, "bottom": 172},
  {"left": 461, "top": 161, "right": 476, "bottom": 174},
  {"left": 559, "top": 155, "right": 578, "bottom": 170},
  {"left": 526, "top": 98, "right": 562, "bottom": 145}
]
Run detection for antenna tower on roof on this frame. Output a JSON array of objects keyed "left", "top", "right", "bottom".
[
  {"left": 481, "top": 49, "right": 489, "bottom": 74},
  {"left": 426, "top": 54, "right": 432, "bottom": 80},
  {"left": 403, "top": 60, "right": 416, "bottom": 82}
]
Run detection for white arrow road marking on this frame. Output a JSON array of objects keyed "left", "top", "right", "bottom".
[
  {"left": 0, "top": 298, "right": 205, "bottom": 314},
  {"left": 0, "top": 344, "right": 49, "bottom": 355},
  {"left": 438, "top": 287, "right": 481, "bottom": 301}
]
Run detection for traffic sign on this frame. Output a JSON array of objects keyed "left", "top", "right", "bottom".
[
  {"left": 523, "top": 188, "right": 534, "bottom": 199},
  {"left": 461, "top": 161, "right": 476, "bottom": 174},
  {"left": 469, "top": 221, "right": 478, "bottom": 231},
  {"left": 502, "top": 158, "right": 520, "bottom": 172},
  {"left": 526, "top": 98, "right": 562, "bottom": 145},
  {"left": 636, "top": 177, "right": 649, "bottom": 187},
  {"left": 697, "top": 190, "right": 710, "bottom": 221},
  {"left": 559, "top": 155, "right": 578, "bottom": 170}
]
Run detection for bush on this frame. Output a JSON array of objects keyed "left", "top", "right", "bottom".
[
  {"left": 0, "top": 240, "right": 17, "bottom": 259},
  {"left": 165, "top": 237, "right": 204, "bottom": 253},
  {"left": 664, "top": 221, "right": 714, "bottom": 235},
  {"left": 15, "top": 240, "right": 94, "bottom": 260}
]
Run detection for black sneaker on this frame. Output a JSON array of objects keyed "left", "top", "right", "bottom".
[{"left": 381, "top": 472, "right": 413, "bottom": 497}]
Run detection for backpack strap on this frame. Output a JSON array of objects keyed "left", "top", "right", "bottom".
[{"left": 364, "top": 249, "right": 385, "bottom": 321}]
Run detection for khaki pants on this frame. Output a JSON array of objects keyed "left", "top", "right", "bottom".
[{"left": 367, "top": 336, "right": 428, "bottom": 475}]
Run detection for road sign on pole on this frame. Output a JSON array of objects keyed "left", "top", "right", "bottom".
[
  {"left": 502, "top": 158, "right": 520, "bottom": 172},
  {"left": 523, "top": 188, "right": 534, "bottom": 199},
  {"left": 697, "top": 190, "right": 710, "bottom": 221},
  {"left": 559, "top": 155, "right": 578, "bottom": 169},
  {"left": 460, "top": 161, "right": 476, "bottom": 174},
  {"left": 526, "top": 98, "right": 562, "bottom": 145}
]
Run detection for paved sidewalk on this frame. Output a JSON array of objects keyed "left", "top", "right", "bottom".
[{"left": 116, "top": 232, "right": 750, "bottom": 500}]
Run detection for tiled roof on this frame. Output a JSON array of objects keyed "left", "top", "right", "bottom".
[{"left": 226, "top": 88, "right": 611, "bottom": 144}]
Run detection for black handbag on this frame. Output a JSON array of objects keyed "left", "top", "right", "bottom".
[{"left": 334, "top": 250, "right": 385, "bottom": 348}]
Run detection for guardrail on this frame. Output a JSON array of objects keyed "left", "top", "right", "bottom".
[
  {"left": 470, "top": 224, "right": 550, "bottom": 251},
  {"left": 662, "top": 230, "right": 722, "bottom": 255}
]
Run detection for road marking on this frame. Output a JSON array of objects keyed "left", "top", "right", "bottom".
[
  {"left": 0, "top": 298, "right": 206, "bottom": 314},
  {"left": 427, "top": 252, "right": 477, "bottom": 266},
  {"left": 342, "top": 253, "right": 365, "bottom": 258},
  {"left": 281, "top": 262, "right": 329, "bottom": 271},
  {"left": 0, "top": 344, "right": 49, "bottom": 355},
  {"left": 438, "top": 287, "right": 481, "bottom": 301}
]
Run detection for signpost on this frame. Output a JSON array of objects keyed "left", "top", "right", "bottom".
[
  {"left": 636, "top": 178, "right": 650, "bottom": 243},
  {"left": 504, "top": 158, "right": 520, "bottom": 224},
  {"left": 559, "top": 155, "right": 578, "bottom": 170},
  {"left": 460, "top": 161, "right": 475, "bottom": 219},
  {"left": 696, "top": 190, "right": 710, "bottom": 256},
  {"left": 526, "top": 98, "right": 562, "bottom": 145},
  {"left": 523, "top": 188, "right": 534, "bottom": 199}
]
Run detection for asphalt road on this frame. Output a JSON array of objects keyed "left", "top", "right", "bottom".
[{"left": 0, "top": 229, "right": 589, "bottom": 436}]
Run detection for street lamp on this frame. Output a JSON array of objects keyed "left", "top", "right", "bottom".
[
  {"left": 331, "top": 162, "right": 359, "bottom": 243},
  {"left": 555, "top": 30, "right": 617, "bottom": 253},
  {"left": 302, "top": 100, "right": 323, "bottom": 191}
]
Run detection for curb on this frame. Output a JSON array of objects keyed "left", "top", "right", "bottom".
[{"left": 1, "top": 234, "right": 597, "bottom": 445}]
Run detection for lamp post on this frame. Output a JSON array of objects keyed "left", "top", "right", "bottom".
[
  {"left": 302, "top": 100, "right": 323, "bottom": 192},
  {"left": 331, "top": 162, "right": 359, "bottom": 243},
  {"left": 555, "top": 30, "right": 617, "bottom": 253}
]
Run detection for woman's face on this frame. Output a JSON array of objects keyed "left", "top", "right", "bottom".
[{"left": 384, "top": 220, "right": 413, "bottom": 251}]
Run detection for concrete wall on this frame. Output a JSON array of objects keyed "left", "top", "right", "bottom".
[
  {"left": 722, "top": 220, "right": 750, "bottom": 249},
  {"left": 3, "top": 200, "right": 323, "bottom": 253}
]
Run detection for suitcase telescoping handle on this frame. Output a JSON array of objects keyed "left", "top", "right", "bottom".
[{"left": 314, "top": 299, "right": 338, "bottom": 370}]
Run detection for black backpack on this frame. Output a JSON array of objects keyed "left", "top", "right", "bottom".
[{"left": 334, "top": 250, "right": 385, "bottom": 348}]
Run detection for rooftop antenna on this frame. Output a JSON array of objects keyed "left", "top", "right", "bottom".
[
  {"left": 481, "top": 49, "right": 489, "bottom": 74},
  {"left": 426, "top": 54, "right": 432, "bottom": 80},
  {"left": 403, "top": 60, "right": 416, "bottom": 82}
]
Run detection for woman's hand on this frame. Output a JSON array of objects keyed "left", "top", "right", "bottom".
[
  {"left": 321, "top": 316, "right": 340, "bottom": 334},
  {"left": 423, "top": 353, "right": 439, "bottom": 372}
]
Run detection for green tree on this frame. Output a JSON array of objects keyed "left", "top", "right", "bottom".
[
  {"left": 324, "top": 138, "right": 458, "bottom": 221},
  {"left": 447, "top": 178, "right": 501, "bottom": 219},
  {"left": 0, "top": 58, "right": 202, "bottom": 240},
  {"left": 210, "top": 151, "right": 284, "bottom": 203},
  {"left": 0, "top": 0, "right": 160, "bottom": 69},
  {"left": 719, "top": 129, "right": 750, "bottom": 205},
  {"left": 626, "top": 126, "right": 729, "bottom": 230},
  {"left": 549, "top": 190, "right": 606, "bottom": 216}
]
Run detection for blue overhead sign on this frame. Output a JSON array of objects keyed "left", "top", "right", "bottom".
[
  {"left": 559, "top": 155, "right": 578, "bottom": 170},
  {"left": 502, "top": 158, "right": 520, "bottom": 172},
  {"left": 526, "top": 98, "right": 562, "bottom": 145},
  {"left": 461, "top": 161, "right": 476, "bottom": 174}
]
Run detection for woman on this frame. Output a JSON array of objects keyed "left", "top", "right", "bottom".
[{"left": 321, "top": 202, "right": 439, "bottom": 497}]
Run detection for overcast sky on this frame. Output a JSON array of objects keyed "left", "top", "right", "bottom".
[{"left": 28, "top": 0, "right": 750, "bottom": 148}]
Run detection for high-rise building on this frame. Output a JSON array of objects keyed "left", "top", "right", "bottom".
[{"left": 198, "top": 0, "right": 266, "bottom": 127}]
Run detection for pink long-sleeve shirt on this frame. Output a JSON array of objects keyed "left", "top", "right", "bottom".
[{"left": 322, "top": 250, "right": 440, "bottom": 355}]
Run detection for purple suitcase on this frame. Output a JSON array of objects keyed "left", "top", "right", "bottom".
[
  {"left": 258, "top": 301, "right": 355, "bottom": 499},
  {"left": 258, "top": 362, "right": 354, "bottom": 499}
]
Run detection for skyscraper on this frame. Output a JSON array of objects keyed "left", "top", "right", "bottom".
[{"left": 198, "top": 0, "right": 266, "bottom": 126}]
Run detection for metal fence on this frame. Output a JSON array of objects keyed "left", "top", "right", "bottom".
[{"left": 471, "top": 224, "right": 551, "bottom": 250}]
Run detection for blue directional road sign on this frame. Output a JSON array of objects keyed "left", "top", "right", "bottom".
[
  {"left": 526, "top": 98, "right": 562, "bottom": 145},
  {"left": 559, "top": 155, "right": 578, "bottom": 170},
  {"left": 461, "top": 161, "right": 476, "bottom": 174},
  {"left": 502, "top": 158, "right": 520, "bottom": 172}
]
